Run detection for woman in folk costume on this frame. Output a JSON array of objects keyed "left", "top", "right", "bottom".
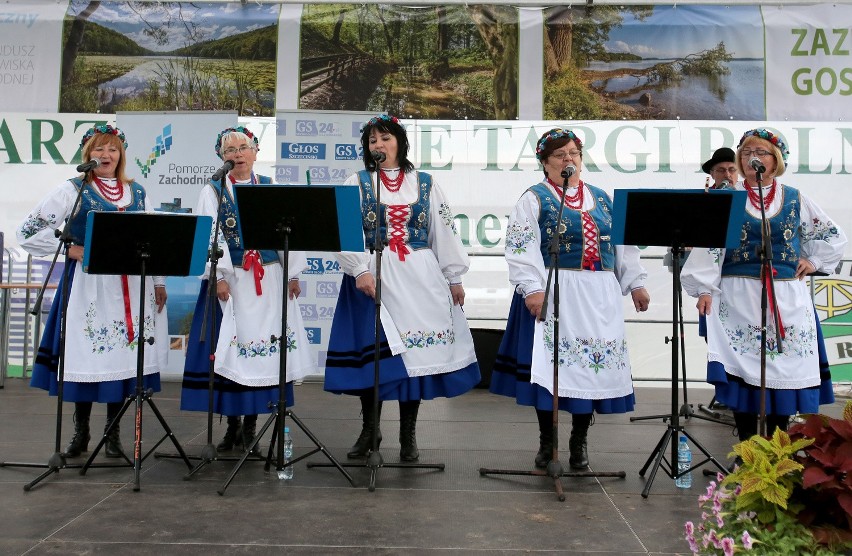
[
  {"left": 18, "top": 124, "right": 168, "bottom": 459},
  {"left": 180, "top": 126, "right": 315, "bottom": 454},
  {"left": 324, "top": 114, "right": 480, "bottom": 462},
  {"left": 490, "top": 128, "right": 650, "bottom": 470},
  {"left": 682, "top": 128, "right": 846, "bottom": 441}
]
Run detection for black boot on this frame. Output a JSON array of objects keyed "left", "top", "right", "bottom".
[
  {"left": 104, "top": 402, "right": 125, "bottom": 459},
  {"left": 347, "top": 395, "right": 382, "bottom": 459},
  {"left": 766, "top": 414, "right": 790, "bottom": 436},
  {"left": 242, "top": 415, "right": 261, "bottom": 457},
  {"left": 217, "top": 416, "right": 242, "bottom": 451},
  {"left": 534, "top": 409, "right": 553, "bottom": 469},
  {"left": 63, "top": 402, "right": 92, "bottom": 458},
  {"left": 568, "top": 413, "right": 592, "bottom": 470},
  {"left": 733, "top": 411, "right": 758, "bottom": 442},
  {"left": 399, "top": 400, "right": 420, "bottom": 462}
]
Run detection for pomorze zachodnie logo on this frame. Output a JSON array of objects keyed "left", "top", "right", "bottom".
[{"left": 135, "top": 124, "right": 173, "bottom": 178}]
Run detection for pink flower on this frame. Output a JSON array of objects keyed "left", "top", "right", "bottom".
[
  {"left": 741, "top": 530, "right": 754, "bottom": 549},
  {"left": 715, "top": 513, "right": 725, "bottom": 528},
  {"left": 687, "top": 537, "right": 700, "bottom": 554},
  {"left": 705, "top": 529, "right": 721, "bottom": 549},
  {"left": 685, "top": 521, "right": 695, "bottom": 536},
  {"left": 721, "top": 537, "right": 735, "bottom": 556}
]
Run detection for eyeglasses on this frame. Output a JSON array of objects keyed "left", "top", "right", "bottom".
[
  {"left": 223, "top": 145, "right": 254, "bottom": 156},
  {"left": 740, "top": 148, "right": 772, "bottom": 158},
  {"left": 712, "top": 167, "right": 738, "bottom": 175},
  {"left": 550, "top": 150, "right": 581, "bottom": 161}
]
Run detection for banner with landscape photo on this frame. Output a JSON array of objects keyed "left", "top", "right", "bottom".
[{"left": 59, "top": 1, "right": 279, "bottom": 116}]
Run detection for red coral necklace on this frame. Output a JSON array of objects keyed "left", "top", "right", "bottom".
[
  {"left": 745, "top": 179, "right": 777, "bottom": 211},
  {"left": 93, "top": 176, "right": 124, "bottom": 203},
  {"left": 380, "top": 168, "right": 405, "bottom": 192}
]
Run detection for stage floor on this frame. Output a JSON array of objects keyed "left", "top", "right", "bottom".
[{"left": 0, "top": 378, "right": 845, "bottom": 555}]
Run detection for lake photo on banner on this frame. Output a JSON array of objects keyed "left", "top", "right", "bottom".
[{"left": 588, "top": 59, "right": 764, "bottom": 120}]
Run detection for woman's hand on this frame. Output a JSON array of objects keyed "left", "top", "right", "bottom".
[
  {"left": 68, "top": 245, "right": 84, "bottom": 262},
  {"left": 525, "top": 291, "right": 544, "bottom": 320},
  {"left": 288, "top": 278, "right": 301, "bottom": 300},
  {"left": 697, "top": 294, "right": 712, "bottom": 316},
  {"left": 631, "top": 287, "right": 650, "bottom": 312},
  {"left": 216, "top": 279, "right": 230, "bottom": 302},
  {"left": 154, "top": 285, "right": 167, "bottom": 313},
  {"left": 450, "top": 284, "right": 465, "bottom": 306},
  {"left": 795, "top": 258, "right": 816, "bottom": 280},
  {"left": 355, "top": 273, "right": 376, "bottom": 299}
]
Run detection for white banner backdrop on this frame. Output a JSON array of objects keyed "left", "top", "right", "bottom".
[
  {"left": 764, "top": 4, "right": 852, "bottom": 121},
  {"left": 0, "top": 0, "right": 66, "bottom": 112}
]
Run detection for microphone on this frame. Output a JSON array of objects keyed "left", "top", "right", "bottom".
[
  {"left": 560, "top": 164, "right": 576, "bottom": 180},
  {"left": 719, "top": 179, "right": 732, "bottom": 190},
  {"left": 212, "top": 160, "right": 235, "bottom": 181},
  {"left": 371, "top": 150, "right": 386, "bottom": 163},
  {"left": 749, "top": 157, "right": 765, "bottom": 173},
  {"left": 76, "top": 159, "right": 100, "bottom": 173}
]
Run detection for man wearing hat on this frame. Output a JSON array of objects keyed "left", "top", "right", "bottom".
[{"left": 702, "top": 147, "right": 738, "bottom": 190}]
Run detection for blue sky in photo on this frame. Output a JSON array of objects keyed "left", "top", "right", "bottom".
[
  {"left": 68, "top": 1, "right": 280, "bottom": 52},
  {"left": 604, "top": 5, "right": 764, "bottom": 60}
]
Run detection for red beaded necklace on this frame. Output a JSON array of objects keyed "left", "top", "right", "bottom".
[
  {"left": 744, "top": 179, "right": 777, "bottom": 211},
  {"left": 548, "top": 178, "right": 584, "bottom": 209},
  {"left": 92, "top": 176, "right": 124, "bottom": 203},
  {"left": 379, "top": 168, "right": 405, "bottom": 192}
]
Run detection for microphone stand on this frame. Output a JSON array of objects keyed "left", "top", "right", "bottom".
[
  {"left": 753, "top": 164, "right": 783, "bottom": 437},
  {"left": 309, "top": 154, "right": 445, "bottom": 489},
  {"left": 181, "top": 173, "right": 233, "bottom": 475},
  {"left": 362, "top": 157, "right": 444, "bottom": 490},
  {"left": 0, "top": 173, "right": 120, "bottom": 487},
  {"left": 157, "top": 167, "right": 268, "bottom": 473},
  {"left": 480, "top": 168, "right": 625, "bottom": 501}
]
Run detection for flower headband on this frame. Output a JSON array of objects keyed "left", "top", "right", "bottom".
[
  {"left": 81, "top": 124, "right": 127, "bottom": 150},
  {"left": 535, "top": 128, "right": 583, "bottom": 161},
  {"left": 215, "top": 125, "right": 259, "bottom": 159},
  {"left": 360, "top": 114, "right": 400, "bottom": 133},
  {"left": 738, "top": 128, "right": 789, "bottom": 163}
]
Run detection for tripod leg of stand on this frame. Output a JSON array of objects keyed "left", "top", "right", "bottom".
[
  {"left": 286, "top": 410, "right": 355, "bottom": 486},
  {"left": 682, "top": 429, "right": 728, "bottom": 476},
  {"left": 144, "top": 394, "right": 192, "bottom": 470},
  {"left": 80, "top": 396, "right": 135, "bottom": 474},
  {"left": 638, "top": 427, "right": 676, "bottom": 499},
  {"left": 1, "top": 451, "right": 86, "bottom": 492},
  {"left": 219, "top": 410, "right": 278, "bottom": 495}
]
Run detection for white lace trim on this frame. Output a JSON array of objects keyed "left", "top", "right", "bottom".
[
  {"left": 403, "top": 353, "right": 477, "bottom": 377},
  {"left": 707, "top": 354, "right": 821, "bottom": 390}
]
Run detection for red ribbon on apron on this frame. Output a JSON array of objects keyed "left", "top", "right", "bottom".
[
  {"left": 243, "top": 250, "right": 265, "bottom": 295},
  {"left": 763, "top": 267, "right": 785, "bottom": 339},
  {"left": 120, "top": 275, "right": 135, "bottom": 343}
]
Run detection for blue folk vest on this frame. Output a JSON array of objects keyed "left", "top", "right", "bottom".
[
  {"left": 529, "top": 182, "right": 616, "bottom": 271},
  {"left": 722, "top": 185, "right": 801, "bottom": 280},
  {"left": 356, "top": 170, "right": 431, "bottom": 251},
  {"left": 211, "top": 174, "right": 279, "bottom": 267},
  {"left": 67, "top": 177, "right": 146, "bottom": 245}
]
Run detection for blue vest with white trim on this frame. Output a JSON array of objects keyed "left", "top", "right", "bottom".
[
  {"left": 722, "top": 184, "right": 801, "bottom": 280},
  {"left": 66, "top": 177, "right": 146, "bottom": 245},
  {"left": 211, "top": 174, "right": 280, "bottom": 267},
  {"left": 356, "top": 170, "right": 431, "bottom": 251},
  {"left": 529, "top": 182, "right": 615, "bottom": 271}
]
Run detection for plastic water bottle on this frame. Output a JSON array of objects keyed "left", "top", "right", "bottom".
[
  {"left": 675, "top": 435, "right": 692, "bottom": 488},
  {"left": 277, "top": 426, "right": 294, "bottom": 481}
]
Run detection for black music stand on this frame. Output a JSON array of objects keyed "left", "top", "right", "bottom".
[
  {"left": 611, "top": 189, "right": 745, "bottom": 498},
  {"left": 218, "top": 184, "right": 362, "bottom": 494},
  {"left": 77, "top": 211, "right": 212, "bottom": 491}
]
